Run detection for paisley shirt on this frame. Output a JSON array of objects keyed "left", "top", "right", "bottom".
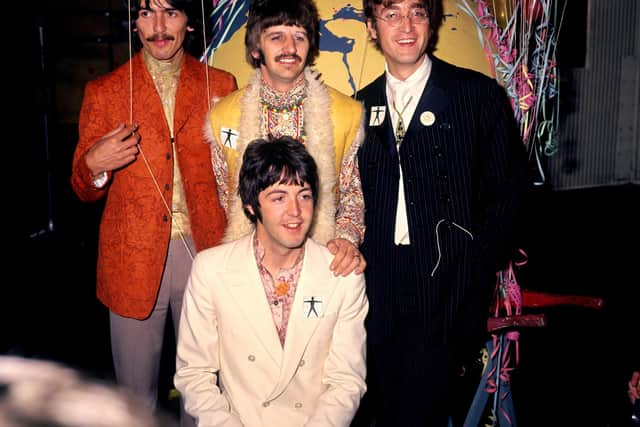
[
  {"left": 210, "top": 69, "right": 365, "bottom": 245},
  {"left": 253, "top": 235, "right": 304, "bottom": 346}
]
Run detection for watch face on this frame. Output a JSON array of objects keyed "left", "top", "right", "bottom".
[{"left": 92, "top": 171, "right": 108, "bottom": 188}]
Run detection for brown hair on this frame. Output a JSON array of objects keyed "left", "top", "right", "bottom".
[{"left": 244, "top": 0, "right": 320, "bottom": 68}]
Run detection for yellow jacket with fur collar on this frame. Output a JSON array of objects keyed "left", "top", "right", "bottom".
[{"left": 207, "top": 68, "right": 365, "bottom": 245}]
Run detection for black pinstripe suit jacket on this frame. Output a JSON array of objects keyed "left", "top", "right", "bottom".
[{"left": 356, "top": 55, "right": 527, "bottom": 391}]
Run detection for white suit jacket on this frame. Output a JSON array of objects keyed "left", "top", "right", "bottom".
[{"left": 175, "top": 235, "right": 368, "bottom": 427}]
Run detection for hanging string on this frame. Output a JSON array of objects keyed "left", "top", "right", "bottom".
[
  {"left": 128, "top": 0, "right": 134, "bottom": 125},
  {"left": 353, "top": 21, "right": 371, "bottom": 99},
  {"left": 125, "top": 0, "right": 215, "bottom": 261},
  {"left": 199, "top": 0, "right": 211, "bottom": 111}
]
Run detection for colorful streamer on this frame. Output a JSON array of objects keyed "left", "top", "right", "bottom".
[{"left": 457, "top": 0, "right": 565, "bottom": 186}]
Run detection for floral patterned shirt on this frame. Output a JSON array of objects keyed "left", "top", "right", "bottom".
[
  {"left": 210, "top": 70, "right": 365, "bottom": 245},
  {"left": 253, "top": 235, "right": 305, "bottom": 346}
]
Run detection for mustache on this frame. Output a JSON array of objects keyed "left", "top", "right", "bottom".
[
  {"left": 275, "top": 54, "right": 303, "bottom": 63},
  {"left": 146, "top": 34, "right": 175, "bottom": 42}
]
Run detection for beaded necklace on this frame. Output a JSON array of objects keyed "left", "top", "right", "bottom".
[{"left": 260, "top": 78, "right": 307, "bottom": 142}]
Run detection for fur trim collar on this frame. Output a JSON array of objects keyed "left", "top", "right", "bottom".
[{"left": 224, "top": 68, "right": 337, "bottom": 245}]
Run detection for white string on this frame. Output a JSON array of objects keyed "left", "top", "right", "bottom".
[
  {"left": 353, "top": 22, "right": 371, "bottom": 98},
  {"left": 128, "top": 0, "right": 133, "bottom": 125},
  {"left": 126, "top": 0, "right": 199, "bottom": 260},
  {"left": 430, "top": 219, "right": 474, "bottom": 277},
  {"left": 199, "top": 0, "right": 211, "bottom": 111}
]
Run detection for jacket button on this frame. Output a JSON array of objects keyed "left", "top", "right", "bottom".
[
  {"left": 295, "top": 402, "right": 303, "bottom": 409},
  {"left": 164, "top": 183, "right": 170, "bottom": 191},
  {"left": 166, "top": 153, "right": 171, "bottom": 160},
  {"left": 162, "top": 215, "right": 168, "bottom": 222},
  {"left": 248, "top": 355, "right": 255, "bottom": 362},
  {"left": 298, "top": 360, "right": 305, "bottom": 367},
  {"left": 262, "top": 402, "right": 270, "bottom": 407}
]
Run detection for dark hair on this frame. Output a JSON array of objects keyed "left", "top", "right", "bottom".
[
  {"left": 244, "top": 0, "right": 320, "bottom": 68},
  {"left": 363, "top": 0, "right": 443, "bottom": 53},
  {"left": 238, "top": 136, "right": 319, "bottom": 223},
  {"left": 130, "top": 0, "right": 212, "bottom": 56}
]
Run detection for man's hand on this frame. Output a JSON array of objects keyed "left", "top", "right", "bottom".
[
  {"left": 327, "top": 238, "right": 366, "bottom": 276},
  {"left": 85, "top": 124, "right": 140, "bottom": 176}
]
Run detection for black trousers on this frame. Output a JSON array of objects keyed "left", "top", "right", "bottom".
[{"left": 352, "top": 245, "right": 479, "bottom": 427}]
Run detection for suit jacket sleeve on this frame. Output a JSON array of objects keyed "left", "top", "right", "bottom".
[
  {"left": 453, "top": 80, "right": 528, "bottom": 358},
  {"left": 305, "top": 273, "right": 368, "bottom": 427},
  {"left": 175, "top": 253, "right": 243, "bottom": 427},
  {"left": 71, "top": 80, "right": 113, "bottom": 202},
  {"left": 474, "top": 80, "right": 527, "bottom": 273}
]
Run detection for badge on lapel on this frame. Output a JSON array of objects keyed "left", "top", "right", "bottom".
[
  {"left": 303, "top": 296, "right": 324, "bottom": 318},
  {"left": 220, "top": 127, "right": 239, "bottom": 149},
  {"left": 420, "top": 111, "right": 436, "bottom": 127},
  {"left": 369, "top": 106, "right": 386, "bottom": 127}
]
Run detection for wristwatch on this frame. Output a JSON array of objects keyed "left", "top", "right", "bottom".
[{"left": 92, "top": 171, "right": 108, "bottom": 189}]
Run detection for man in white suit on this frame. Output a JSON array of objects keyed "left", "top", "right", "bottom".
[{"left": 175, "top": 136, "right": 368, "bottom": 427}]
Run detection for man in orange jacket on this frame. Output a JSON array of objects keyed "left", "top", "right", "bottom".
[{"left": 70, "top": 0, "right": 236, "bottom": 424}]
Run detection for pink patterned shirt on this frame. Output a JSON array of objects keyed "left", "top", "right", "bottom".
[{"left": 253, "top": 235, "right": 305, "bottom": 346}]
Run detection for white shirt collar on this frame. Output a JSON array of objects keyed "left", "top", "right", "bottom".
[{"left": 385, "top": 55, "right": 432, "bottom": 92}]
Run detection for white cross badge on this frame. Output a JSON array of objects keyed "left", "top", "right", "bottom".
[{"left": 369, "top": 106, "right": 386, "bottom": 127}]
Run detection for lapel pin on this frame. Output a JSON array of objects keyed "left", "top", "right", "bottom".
[
  {"left": 369, "top": 106, "right": 386, "bottom": 127},
  {"left": 220, "top": 127, "right": 239, "bottom": 149},
  {"left": 420, "top": 111, "right": 436, "bottom": 127},
  {"left": 303, "top": 296, "right": 324, "bottom": 318}
]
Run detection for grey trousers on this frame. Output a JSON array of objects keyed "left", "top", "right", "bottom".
[{"left": 110, "top": 238, "right": 196, "bottom": 427}]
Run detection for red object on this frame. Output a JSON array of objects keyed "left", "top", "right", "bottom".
[
  {"left": 521, "top": 290, "right": 604, "bottom": 310},
  {"left": 521, "top": 0, "right": 543, "bottom": 23},
  {"left": 487, "top": 313, "right": 547, "bottom": 332}
]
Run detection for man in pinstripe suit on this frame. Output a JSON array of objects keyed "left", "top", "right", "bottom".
[{"left": 353, "top": 0, "right": 527, "bottom": 425}]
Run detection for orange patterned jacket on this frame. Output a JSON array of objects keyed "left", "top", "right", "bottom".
[{"left": 71, "top": 52, "right": 236, "bottom": 319}]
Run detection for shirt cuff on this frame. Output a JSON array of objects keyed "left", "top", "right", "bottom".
[{"left": 335, "top": 223, "right": 362, "bottom": 247}]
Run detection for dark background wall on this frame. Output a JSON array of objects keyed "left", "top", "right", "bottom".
[{"left": 6, "top": 1, "right": 639, "bottom": 426}]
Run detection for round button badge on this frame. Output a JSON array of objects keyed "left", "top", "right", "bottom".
[{"left": 420, "top": 111, "right": 436, "bottom": 126}]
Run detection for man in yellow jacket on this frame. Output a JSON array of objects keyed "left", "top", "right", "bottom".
[{"left": 207, "top": 0, "right": 366, "bottom": 276}]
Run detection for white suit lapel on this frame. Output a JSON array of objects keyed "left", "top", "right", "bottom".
[
  {"left": 267, "top": 240, "right": 338, "bottom": 400},
  {"left": 223, "top": 236, "right": 283, "bottom": 366}
]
